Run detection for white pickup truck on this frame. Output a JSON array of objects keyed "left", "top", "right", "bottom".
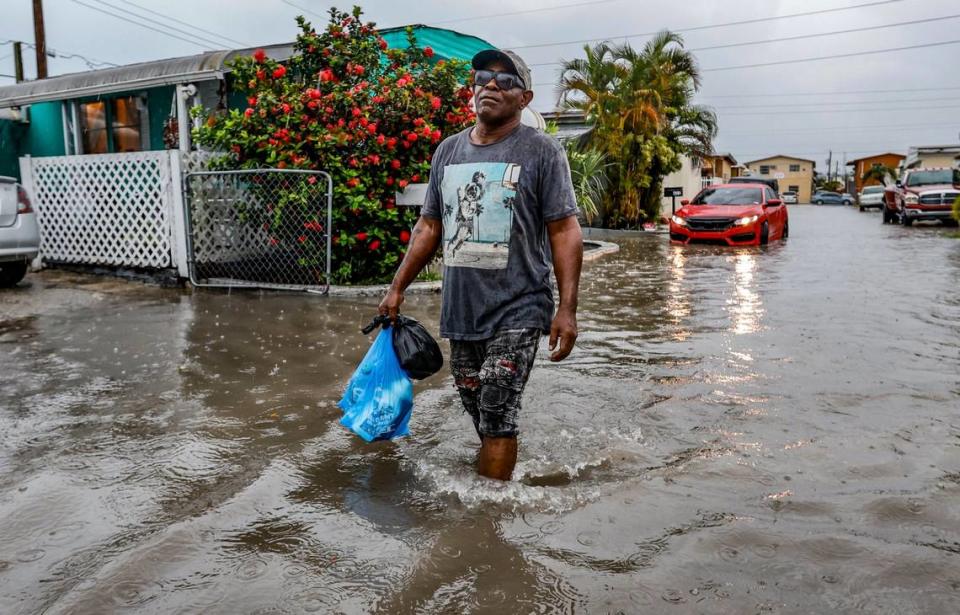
[{"left": 0, "top": 176, "right": 40, "bottom": 287}]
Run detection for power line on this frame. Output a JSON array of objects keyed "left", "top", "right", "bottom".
[
  {"left": 281, "top": 0, "right": 326, "bottom": 20},
  {"left": 431, "top": 0, "right": 620, "bottom": 25},
  {"left": 723, "top": 121, "right": 960, "bottom": 136},
  {"left": 709, "top": 95, "right": 960, "bottom": 110},
  {"left": 536, "top": 38, "right": 960, "bottom": 86},
  {"left": 703, "top": 37, "right": 960, "bottom": 72},
  {"left": 528, "top": 11, "right": 960, "bottom": 67},
  {"left": 68, "top": 0, "right": 217, "bottom": 50},
  {"left": 82, "top": 0, "right": 229, "bottom": 49},
  {"left": 22, "top": 41, "right": 118, "bottom": 68},
  {"left": 697, "top": 86, "right": 960, "bottom": 99},
  {"left": 512, "top": 0, "right": 905, "bottom": 50},
  {"left": 718, "top": 103, "right": 960, "bottom": 116},
  {"left": 112, "top": 0, "right": 249, "bottom": 47}
]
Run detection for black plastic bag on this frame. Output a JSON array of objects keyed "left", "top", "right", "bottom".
[{"left": 363, "top": 315, "right": 443, "bottom": 380}]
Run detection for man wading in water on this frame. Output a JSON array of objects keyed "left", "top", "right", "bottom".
[{"left": 379, "top": 49, "right": 583, "bottom": 481}]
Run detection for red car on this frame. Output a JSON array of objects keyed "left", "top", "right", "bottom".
[{"left": 669, "top": 183, "right": 789, "bottom": 246}]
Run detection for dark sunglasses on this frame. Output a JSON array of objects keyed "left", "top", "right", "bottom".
[{"left": 473, "top": 69, "right": 525, "bottom": 91}]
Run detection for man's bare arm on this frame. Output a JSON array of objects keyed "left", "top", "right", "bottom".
[
  {"left": 378, "top": 216, "right": 442, "bottom": 321},
  {"left": 546, "top": 215, "right": 583, "bottom": 361}
]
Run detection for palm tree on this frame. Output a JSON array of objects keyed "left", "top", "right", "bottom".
[
  {"left": 565, "top": 141, "right": 609, "bottom": 224},
  {"left": 861, "top": 164, "right": 899, "bottom": 187},
  {"left": 556, "top": 32, "right": 716, "bottom": 226}
]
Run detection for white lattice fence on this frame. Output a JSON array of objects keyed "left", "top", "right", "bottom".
[{"left": 21, "top": 152, "right": 175, "bottom": 269}]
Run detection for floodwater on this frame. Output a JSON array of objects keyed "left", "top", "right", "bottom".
[{"left": 1, "top": 206, "right": 958, "bottom": 614}]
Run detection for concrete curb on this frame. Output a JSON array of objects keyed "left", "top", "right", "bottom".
[
  {"left": 327, "top": 240, "right": 620, "bottom": 295},
  {"left": 583, "top": 239, "right": 620, "bottom": 262},
  {"left": 326, "top": 280, "right": 441, "bottom": 297}
]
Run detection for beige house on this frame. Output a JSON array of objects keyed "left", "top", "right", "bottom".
[
  {"left": 743, "top": 155, "right": 816, "bottom": 203},
  {"left": 904, "top": 145, "right": 960, "bottom": 170}
]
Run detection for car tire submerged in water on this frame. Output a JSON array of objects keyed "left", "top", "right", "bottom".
[
  {"left": 760, "top": 221, "right": 769, "bottom": 245},
  {"left": 0, "top": 262, "right": 28, "bottom": 288},
  {"left": 815, "top": 200, "right": 823, "bottom": 205},
  {"left": 782, "top": 221, "right": 789, "bottom": 238}
]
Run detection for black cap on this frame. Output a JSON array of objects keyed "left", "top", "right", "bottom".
[{"left": 471, "top": 49, "right": 532, "bottom": 91}]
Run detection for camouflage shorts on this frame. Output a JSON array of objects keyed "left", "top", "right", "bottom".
[{"left": 449, "top": 328, "right": 542, "bottom": 438}]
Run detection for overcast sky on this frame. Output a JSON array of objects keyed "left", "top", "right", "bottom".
[{"left": 3, "top": 0, "right": 959, "bottom": 170}]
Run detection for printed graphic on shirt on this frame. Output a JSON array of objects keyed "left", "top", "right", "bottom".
[{"left": 440, "top": 162, "right": 521, "bottom": 270}]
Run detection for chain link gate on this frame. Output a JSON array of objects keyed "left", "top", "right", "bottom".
[{"left": 183, "top": 169, "right": 333, "bottom": 292}]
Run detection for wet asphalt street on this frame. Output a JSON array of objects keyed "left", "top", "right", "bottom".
[{"left": 1, "top": 205, "right": 958, "bottom": 614}]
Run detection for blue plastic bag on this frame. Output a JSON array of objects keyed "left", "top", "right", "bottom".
[{"left": 338, "top": 328, "right": 414, "bottom": 442}]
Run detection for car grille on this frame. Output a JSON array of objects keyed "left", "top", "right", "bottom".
[
  {"left": 919, "top": 191, "right": 959, "bottom": 205},
  {"left": 686, "top": 217, "right": 736, "bottom": 232}
]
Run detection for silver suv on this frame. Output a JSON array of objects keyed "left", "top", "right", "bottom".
[{"left": 0, "top": 177, "right": 40, "bottom": 287}]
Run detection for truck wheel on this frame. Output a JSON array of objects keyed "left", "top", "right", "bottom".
[
  {"left": 0, "top": 262, "right": 28, "bottom": 288},
  {"left": 760, "top": 221, "right": 769, "bottom": 245}
]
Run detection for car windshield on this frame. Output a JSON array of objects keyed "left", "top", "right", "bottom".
[
  {"left": 862, "top": 186, "right": 884, "bottom": 194},
  {"left": 692, "top": 187, "right": 762, "bottom": 205},
  {"left": 905, "top": 169, "right": 960, "bottom": 186}
]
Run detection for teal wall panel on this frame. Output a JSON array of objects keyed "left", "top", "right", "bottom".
[{"left": 24, "top": 101, "right": 66, "bottom": 157}]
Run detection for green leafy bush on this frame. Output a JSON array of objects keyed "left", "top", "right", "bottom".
[{"left": 193, "top": 6, "right": 475, "bottom": 283}]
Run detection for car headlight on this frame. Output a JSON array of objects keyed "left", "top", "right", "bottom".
[
  {"left": 904, "top": 194, "right": 919, "bottom": 205},
  {"left": 671, "top": 215, "right": 687, "bottom": 227},
  {"left": 734, "top": 215, "right": 759, "bottom": 226}
]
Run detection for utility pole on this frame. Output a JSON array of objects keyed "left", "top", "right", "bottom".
[
  {"left": 826, "top": 150, "right": 833, "bottom": 182},
  {"left": 13, "top": 41, "right": 25, "bottom": 82},
  {"left": 33, "top": 0, "right": 48, "bottom": 79}
]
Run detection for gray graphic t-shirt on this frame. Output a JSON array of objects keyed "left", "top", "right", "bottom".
[{"left": 421, "top": 124, "right": 578, "bottom": 340}]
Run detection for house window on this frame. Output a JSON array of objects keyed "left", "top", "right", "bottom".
[
  {"left": 759, "top": 165, "right": 774, "bottom": 175},
  {"left": 77, "top": 95, "right": 148, "bottom": 154},
  {"left": 789, "top": 164, "right": 801, "bottom": 172},
  {"left": 789, "top": 185, "right": 800, "bottom": 193},
  {"left": 80, "top": 101, "right": 108, "bottom": 154}
]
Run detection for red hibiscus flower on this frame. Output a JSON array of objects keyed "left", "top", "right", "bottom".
[
  {"left": 406, "top": 132, "right": 418, "bottom": 142},
  {"left": 244, "top": 108, "right": 254, "bottom": 117},
  {"left": 272, "top": 65, "right": 287, "bottom": 79},
  {"left": 423, "top": 46, "right": 434, "bottom": 58},
  {"left": 298, "top": 235, "right": 307, "bottom": 243},
  {"left": 398, "top": 179, "right": 409, "bottom": 188},
  {"left": 369, "top": 240, "right": 381, "bottom": 251},
  {"left": 400, "top": 230, "right": 411, "bottom": 244},
  {"left": 378, "top": 38, "right": 388, "bottom": 50},
  {"left": 247, "top": 96, "right": 257, "bottom": 106},
  {"left": 356, "top": 232, "right": 368, "bottom": 241},
  {"left": 253, "top": 48, "right": 266, "bottom": 63},
  {"left": 346, "top": 177, "right": 360, "bottom": 188},
  {"left": 390, "top": 159, "right": 401, "bottom": 170},
  {"left": 431, "top": 96, "right": 441, "bottom": 110}
]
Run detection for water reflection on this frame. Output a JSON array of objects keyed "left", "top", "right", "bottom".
[
  {"left": 665, "top": 246, "right": 692, "bottom": 341},
  {"left": 728, "top": 251, "right": 762, "bottom": 335}
]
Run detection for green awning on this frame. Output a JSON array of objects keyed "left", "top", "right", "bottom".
[{"left": 380, "top": 25, "right": 494, "bottom": 63}]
